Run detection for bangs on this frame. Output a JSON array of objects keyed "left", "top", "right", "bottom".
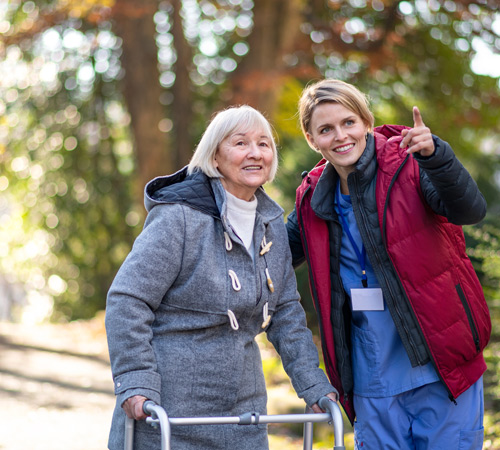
[{"left": 224, "top": 108, "right": 274, "bottom": 142}]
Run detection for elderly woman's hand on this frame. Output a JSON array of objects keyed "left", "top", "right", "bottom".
[
  {"left": 310, "top": 391, "right": 339, "bottom": 413},
  {"left": 122, "top": 395, "right": 149, "bottom": 420},
  {"left": 400, "top": 106, "right": 435, "bottom": 157}
]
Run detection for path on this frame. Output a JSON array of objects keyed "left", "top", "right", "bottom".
[
  {"left": 0, "top": 316, "right": 114, "bottom": 450},
  {"left": 0, "top": 316, "right": 349, "bottom": 450}
]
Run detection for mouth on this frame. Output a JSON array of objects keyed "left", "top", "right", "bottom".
[
  {"left": 243, "top": 165, "right": 262, "bottom": 171},
  {"left": 333, "top": 143, "right": 355, "bottom": 153}
]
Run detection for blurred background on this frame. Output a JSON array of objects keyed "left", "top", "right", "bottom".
[{"left": 0, "top": 0, "right": 499, "bottom": 448}]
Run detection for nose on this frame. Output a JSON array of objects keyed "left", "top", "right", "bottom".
[
  {"left": 334, "top": 126, "right": 347, "bottom": 141},
  {"left": 248, "top": 142, "right": 263, "bottom": 158}
]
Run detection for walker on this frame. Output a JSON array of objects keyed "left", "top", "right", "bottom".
[{"left": 124, "top": 396, "right": 345, "bottom": 450}]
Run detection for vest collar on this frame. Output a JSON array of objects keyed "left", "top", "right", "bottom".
[{"left": 346, "top": 133, "right": 377, "bottom": 191}]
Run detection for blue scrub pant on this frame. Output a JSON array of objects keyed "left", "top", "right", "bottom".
[{"left": 353, "top": 377, "right": 484, "bottom": 449}]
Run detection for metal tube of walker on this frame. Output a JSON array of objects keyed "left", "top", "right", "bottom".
[
  {"left": 302, "top": 405, "right": 315, "bottom": 450},
  {"left": 123, "top": 401, "right": 172, "bottom": 450},
  {"left": 124, "top": 396, "right": 344, "bottom": 449},
  {"left": 169, "top": 412, "right": 331, "bottom": 426},
  {"left": 318, "top": 396, "right": 345, "bottom": 450},
  {"left": 143, "top": 400, "right": 171, "bottom": 450},
  {"left": 124, "top": 416, "right": 135, "bottom": 450}
]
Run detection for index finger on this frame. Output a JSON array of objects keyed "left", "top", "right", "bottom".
[{"left": 413, "top": 106, "right": 425, "bottom": 128}]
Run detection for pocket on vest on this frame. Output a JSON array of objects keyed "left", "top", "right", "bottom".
[{"left": 456, "top": 284, "right": 480, "bottom": 353}]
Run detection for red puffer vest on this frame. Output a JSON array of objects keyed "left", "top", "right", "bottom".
[{"left": 296, "top": 125, "right": 491, "bottom": 423}]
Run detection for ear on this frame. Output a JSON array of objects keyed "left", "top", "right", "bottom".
[{"left": 305, "top": 132, "right": 317, "bottom": 151}]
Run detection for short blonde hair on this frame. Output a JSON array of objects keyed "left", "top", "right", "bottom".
[
  {"left": 188, "top": 105, "right": 279, "bottom": 182},
  {"left": 299, "top": 79, "right": 374, "bottom": 138}
]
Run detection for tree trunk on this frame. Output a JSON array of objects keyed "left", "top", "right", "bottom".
[
  {"left": 228, "top": 0, "right": 303, "bottom": 116},
  {"left": 171, "top": 0, "right": 194, "bottom": 170},
  {"left": 111, "top": 0, "right": 171, "bottom": 200}
]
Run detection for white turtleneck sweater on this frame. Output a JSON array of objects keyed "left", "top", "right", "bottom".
[{"left": 225, "top": 190, "right": 258, "bottom": 260}]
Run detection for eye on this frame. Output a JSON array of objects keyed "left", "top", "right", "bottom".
[
  {"left": 259, "top": 141, "right": 270, "bottom": 147},
  {"left": 345, "top": 120, "right": 355, "bottom": 126},
  {"left": 320, "top": 127, "right": 331, "bottom": 134}
]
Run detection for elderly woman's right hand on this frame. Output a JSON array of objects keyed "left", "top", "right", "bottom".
[
  {"left": 123, "top": 395, "right": 148, "bottom": 420},
  {"left": 310, "top": 391, "right": 339, "bottom": 413}
]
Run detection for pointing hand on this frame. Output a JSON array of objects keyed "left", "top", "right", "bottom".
[{"left": 400, "top": 106, "right": 435, "bottom": 157}]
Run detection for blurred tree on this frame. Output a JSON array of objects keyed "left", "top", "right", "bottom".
[
  {"left": 0, "top": 0, "right": 498, "bottom": 323},
  {"left": 112, "top": 0, "right": 172, "bottom": 192}
]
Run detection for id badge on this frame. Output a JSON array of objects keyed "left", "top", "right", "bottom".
[{"left": 351, "top": 288, "right": 384, "bottom": 311}]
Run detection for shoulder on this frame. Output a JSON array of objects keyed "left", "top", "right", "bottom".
[
  {"left": 373, "top": 126, "right": 415, "bottom": 173},
  {"left": 255, "top": 187, "right": 285, "bottom": 222},
  {"left": 141, "top": 204, "right": 187, "bottom": 240},
  {"left": 298, "top": 159, "right": 328, "bottom": 194},
  {"left": 145, "top": 202, "right": 215, "bottom": 229}
]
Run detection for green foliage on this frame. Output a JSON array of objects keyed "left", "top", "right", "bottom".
[
  {"left": 1, "top": 0, "right": 499, "bottom": 443},
  {"left": 0, "top": 10, "right": 143, "bottom": 319},
  {"left": 1, "top": 3, "right": 499, "bottom": 328},
  {"left": 466, "top": 220, "right": 500, "bottom": 295},
  {"left": 463, "top": 219, "right": 500, "bottom": 445}
]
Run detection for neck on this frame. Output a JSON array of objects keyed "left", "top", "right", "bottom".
[
  {"left": 334, "top": 166, "right": 354, "bottom": 195},
  {"left": 339, "top": 176, "right": 349, "bottom": 195}
]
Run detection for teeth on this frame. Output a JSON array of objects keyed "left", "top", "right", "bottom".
[
  {"left": 244, "top": 166, "right": 261, "bottom": 170},
  {"left": 334, "top": 144, "right": 354, "bottom": 153}
]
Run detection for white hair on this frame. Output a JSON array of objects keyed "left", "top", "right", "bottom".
[{"left": 187, "top": 105, "right": 279, "bottom": 182}]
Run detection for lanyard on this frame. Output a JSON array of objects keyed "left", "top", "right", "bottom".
[{"left": 336, "top": 180, "right": 368, "bottom": 288}]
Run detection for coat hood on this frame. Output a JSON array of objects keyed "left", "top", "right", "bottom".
[
  {"left": 144, "top": 166, "right": 220, "bottom": 218},
  {"left": 144, "top": 166, "right": 284, "bottom": 225}
]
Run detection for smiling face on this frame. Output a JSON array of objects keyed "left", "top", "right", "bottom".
[
  {"left": 306, "top": 102, "right": 369, "bottom": 189},
  {"left": 214, "top": 127, "right": 274, "bottom": 201}
]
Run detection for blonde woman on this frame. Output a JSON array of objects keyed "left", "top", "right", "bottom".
[{"left": 287, "top": 79, "right": 490, "bottom": 449}]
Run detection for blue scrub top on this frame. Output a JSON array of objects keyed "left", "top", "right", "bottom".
[{"left": 336, "top": 192, "right": 439, "bottom": 398}]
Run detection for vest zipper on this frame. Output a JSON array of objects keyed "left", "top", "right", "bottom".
[{"left": 350, "top": 174, "right": 422, "bottom": 367}]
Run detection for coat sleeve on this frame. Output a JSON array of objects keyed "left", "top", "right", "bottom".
[
  {"left": 415, "top": 136, "right": 487, "bottom": 225},
  {"left": 105, "top": 204, "right": 185, "bottom": 406},
  {"left": 285, "top": 207, "right": 306, "bottom": 268},
  {"left": 265, "top": 227, "right": 336, "bottom": 407}
]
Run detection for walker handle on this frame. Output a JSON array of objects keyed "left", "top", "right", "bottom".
[
  {"left": 318, "top": 396, "right": 345, "bottom": 449},
  {"left": 125, "top": 397, "right": 344, "bottom": 450},
  {"left": 123, "top": 400, "right": 171, "bottom": 450},
  {"left": 143, "top": 401, "right": 171, "bottom": 450}
]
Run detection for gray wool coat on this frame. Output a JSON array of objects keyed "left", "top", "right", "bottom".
[{"left": 105, "top": 168, "right": 335, "bottom": 450}]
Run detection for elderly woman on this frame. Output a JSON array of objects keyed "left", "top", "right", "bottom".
[
  {"left": 105, "top": 105, "right": 336, "bottom": 450},
  {"left": 286, "top": 79, "right": 490, "bottom": 449}
]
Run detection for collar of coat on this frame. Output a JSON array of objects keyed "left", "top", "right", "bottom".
[{"left": 144, "top": 166, "right": 283, "bottom": 224}]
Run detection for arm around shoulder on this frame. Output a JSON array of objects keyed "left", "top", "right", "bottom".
[{"left": 286, "top": 208, "right": 306, "bottom": 267}]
